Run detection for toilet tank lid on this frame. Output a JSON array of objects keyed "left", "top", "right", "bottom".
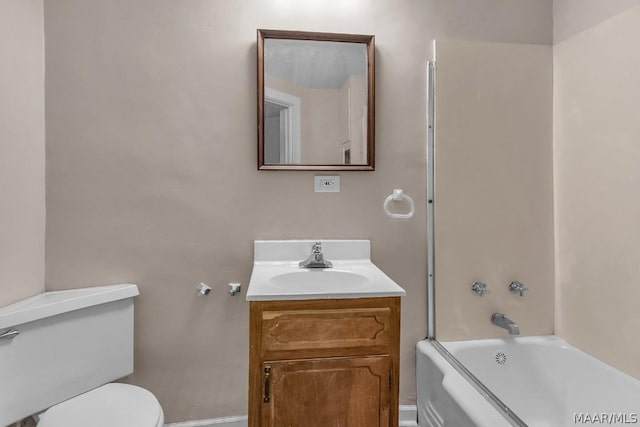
[{"left": 0, "top": 284, "right": 139, "bottom": 329}]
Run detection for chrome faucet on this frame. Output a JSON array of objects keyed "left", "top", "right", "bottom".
[
  {"left": 509, "top": 281, "right": 528, "bottom": 296},
  {"left": 299, "top": 241, "right": 333, "bottom": 269},
  {"left": 491, "top": 313, "right": 520, "bottom": 335}
]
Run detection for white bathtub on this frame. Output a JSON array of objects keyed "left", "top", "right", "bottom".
[{"left": 417, "top": 336, "right": 640, "bottom": 427}]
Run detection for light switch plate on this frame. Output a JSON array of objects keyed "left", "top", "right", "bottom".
[{"left": 314, "top": 175, "right": 340, "bottom": 192}]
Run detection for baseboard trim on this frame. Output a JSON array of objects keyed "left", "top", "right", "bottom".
[
  {"left": 164, "top": 415, "right": 248, "bottom": 427},
  {"left": 399, "top": 404, "right": 418, "bottom": 426},
  {"left": 164, "top": 405, "right": 417, "bottom": 427}
]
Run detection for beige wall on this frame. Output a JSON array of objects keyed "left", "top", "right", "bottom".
[
  {"left": 303, "top": 88, "right": 342, "bottom": 164},
  {"left": 434, "top": 40, "right": 554, "bottom": 340},
  {"left": 553, "top": 0, "right": 640, "bottom": 42},
  {"left": 554, "top": 6, "right": 640, "bottom": 380},
  {"left": 344, "top": 75, "right": 368, "bottom": 164},
  {"left": 43, "top": 0, "right": 551, "bottom": 422},
  {"left": 0, "top": 0, "right": 45, "bottom": 307}
]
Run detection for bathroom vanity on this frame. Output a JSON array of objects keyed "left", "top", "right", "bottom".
[{"left": 247, "top": 240, "right": 405, "bottom": 427}]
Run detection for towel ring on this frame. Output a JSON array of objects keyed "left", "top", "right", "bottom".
[{"left": 383, "top": 189, "right": 414, "bottom": 219}]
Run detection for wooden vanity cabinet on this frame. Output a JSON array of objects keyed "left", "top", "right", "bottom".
[{"left": 249, "top": 297, "right": 400, "bottom": 427}]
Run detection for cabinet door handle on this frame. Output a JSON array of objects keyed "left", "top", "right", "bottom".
[{"left": 263, "top": 366, "right": 271, "bottom": 403}]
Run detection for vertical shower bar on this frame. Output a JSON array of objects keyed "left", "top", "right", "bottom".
[{"left": 426, "top": 60, "right": 436, "bottom": 339}]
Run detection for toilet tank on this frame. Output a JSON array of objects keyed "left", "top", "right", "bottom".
[{"left": 0, "top": 284, "right": 139, "bottom": 426}]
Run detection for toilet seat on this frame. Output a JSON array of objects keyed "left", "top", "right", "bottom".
[{"left": 37, "top": 383, "right": 164, "bottom": 427}]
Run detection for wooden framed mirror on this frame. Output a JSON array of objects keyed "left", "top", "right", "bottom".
[{"left": 257, "top": 29, "right": 375, "bottom": 171}]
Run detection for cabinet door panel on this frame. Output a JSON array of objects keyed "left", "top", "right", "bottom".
[{"left": 262, "top": 356, "right": 390, "bottom": 427}]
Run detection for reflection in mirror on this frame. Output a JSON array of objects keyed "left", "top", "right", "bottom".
[{"left": 258, "top": 30, "right": 375, "bottom": 170}]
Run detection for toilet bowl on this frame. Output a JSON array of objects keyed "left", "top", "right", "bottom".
[
  {"left": 37, "top": 384, "right": 164, "bottom": 427},
  {"left": 0, "top": 284, "right": 164, "bottom": 426}
]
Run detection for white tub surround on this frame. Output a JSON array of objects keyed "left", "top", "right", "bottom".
[
  {"left": 417, "top": 340, "right": 513, "bottom": 427},
  {"left": 418, "top": 336, "right": 640, "bottom": 427}
]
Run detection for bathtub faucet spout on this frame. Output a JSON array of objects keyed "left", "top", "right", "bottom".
[{"left": 491, "top": 313, "right": 520, "bottom": 335}]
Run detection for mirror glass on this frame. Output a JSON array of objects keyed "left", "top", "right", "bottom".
[{"left": 258, "top": 30, "right": 375, "bottom": 170}]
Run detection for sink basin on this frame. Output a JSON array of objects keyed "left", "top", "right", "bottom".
[
  {"left": 247, "top": 240, "right": 406, "bottom": 301},
  {"left": 270, "top": 270, "right": 369, "bottom": 292}
]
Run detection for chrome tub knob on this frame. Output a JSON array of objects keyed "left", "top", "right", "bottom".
[
  {"left": 471, "top": 282, "right": 489, "bottom": 296},
  {"left": 509, "top": 281, "right": 528, "bottom": 296}
]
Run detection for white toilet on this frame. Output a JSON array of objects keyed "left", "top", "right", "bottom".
[
  {"left": 0, "top": 284, "right": 164, "bottom": 427},
  {"left": 36, "top": 383, "right": 163, "bottom": 427}
]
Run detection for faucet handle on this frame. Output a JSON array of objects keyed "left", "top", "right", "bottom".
[
  {"left": 312, "top": 241, "right": 322, "bottom": 253},
  {"left": 509, "top": 281, "right": 528, "bottom": 296},
  {"left": 471, "top": 282, "right": 489, "bottom": 296}
]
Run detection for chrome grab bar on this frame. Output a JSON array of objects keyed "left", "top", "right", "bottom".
[{"left": 0, "top": 328, "right": 20, "bottom": 340}]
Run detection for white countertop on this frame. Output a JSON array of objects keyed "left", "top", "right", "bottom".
[{"left": 247, "top": 240, "right": 406, "bottom": 301}]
